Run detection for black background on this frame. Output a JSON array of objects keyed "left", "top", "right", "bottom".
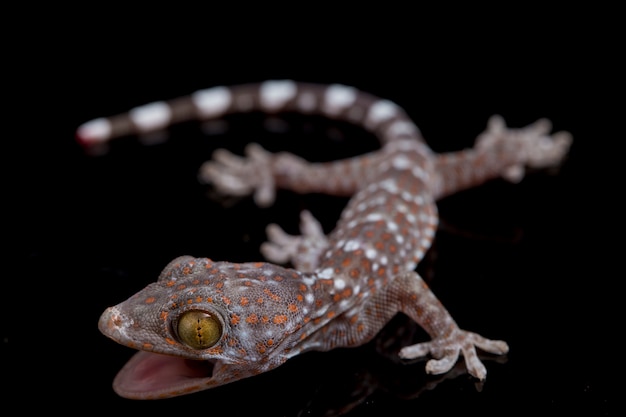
[{"left": 10, "top": 9, "right": 621, "bottom": 416}]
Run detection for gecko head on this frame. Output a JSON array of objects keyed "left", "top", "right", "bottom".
[{"left": 98, "top": 255, "right": 311, "bottom": 399}]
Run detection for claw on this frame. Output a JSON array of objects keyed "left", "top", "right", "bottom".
[{"left": 460, "top": 344, "right": 487, "bottom": 380}]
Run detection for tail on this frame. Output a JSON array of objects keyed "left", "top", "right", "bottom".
[{"left": 76, "top": 80, "right": 425, "bottom": 150}]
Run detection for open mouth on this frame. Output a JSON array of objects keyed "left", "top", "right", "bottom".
[{"left": 112, "top": 350, "right": 218, "bottom": 399}]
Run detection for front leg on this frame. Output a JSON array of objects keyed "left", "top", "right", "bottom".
[
  {"left": 260, "top": 210, "right": 329, "bottom": 272},
  {"left": 379, "top": 271, "right": 509, "bottom": 380}
]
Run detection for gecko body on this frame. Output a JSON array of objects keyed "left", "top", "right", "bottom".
[{"left": 82, "top": 80, "right": 572, "bottom": 399}]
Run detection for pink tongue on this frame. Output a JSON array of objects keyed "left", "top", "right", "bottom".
[{"left": 113, "top": 350, "right": 214, "bottom": 396}]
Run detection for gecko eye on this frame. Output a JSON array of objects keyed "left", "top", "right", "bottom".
[{"left": 177, "top": 310, "right": 222, "bottom": 350}]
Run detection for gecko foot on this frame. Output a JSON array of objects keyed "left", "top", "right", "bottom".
[
  {"left": 399, "top": 327, "right": 509, "bottom": 380},
  {"left": 260, "top": 210, "right": 329, "bottom": 272},
  {"left": 198, "top": 143, "right": 276, "bottom": 207},
  {"left": 476, "top": 115, "right": 573, "bottom": 183}
]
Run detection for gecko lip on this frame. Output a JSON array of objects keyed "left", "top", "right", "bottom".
[
  {"left": 99, "top": 306, "right": 219, "bottom": 398},
  {"left": 112, "top": 350, "right": 218, "bottom": 399}
]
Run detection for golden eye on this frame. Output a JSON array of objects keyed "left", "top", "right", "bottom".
[{"left": 177, "top": 310, "right": 222, "bottom": 350}]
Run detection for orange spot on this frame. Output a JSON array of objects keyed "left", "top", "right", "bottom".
[
  {"left": 299, "top": 284, "right": 307, "bottom": 292},
  {"left": 145, "top": 297, "right": 156, "bottom": 304},
  {"left": 246, "top": 314, "right": 258, "bottom": 324},
  {"left": 263, "top": 288, "right": 281, "bottom": 301},
  {"left": 375, "top": 241, "right": 385, "bottom": 250},
  {"left": 273, "top": 315, "right": 288, "bottom": 324},
  {"left": 206, "top": 297, "right": 213, "bottom": 303},
  {"left": 143, "top": 343, "right": 153, "bottom": 350},
  {"left": 207, "top": 346, "right": 223, "bottom": 355},
  {"left": 160, "top": 311, "right": 168, "bottom": 321},
  {"left": 389, "top": 244, "right": 397, "bottom": 253},
  {"left": 187, "top": 299, "right": 193, "bottom": 305},
  {"left": 266, "top": 339, "right": 274, "bottom": 346},
  {"left": 177, "top": 284, "right": 187, "bottom": 290},
  {"left": 342, "top": 288, "right": 353, "bottom": 298},
  {"left": 361, "top": 259, "right": 371, "bottom": 270},
  {"left": 195, "top": 296, "right": 203, "bottom": 303},
  {"left": 349, "top": 268, "right": 359, "bottom": 278},
  {"left": 327, "top": 311, "right": 336, "bottom": 319},
  {"left": 215, "top": 282, "right": 224, "bottom": 289},
  {"left": 333, "top": 293, "right": 341, "bottom": 302},
  {"left": 165, "top": 337, "right": 177, "bottom": 345},
  {"left": 231, "top": 314, "right": 240, "bottom": 325},
  {"left": 273, "top": 275, "right": 283, "bottom": 282},
  {"left": 254, "top": 262, "right": 264, "bottom": 268},
  {"left": 288, "top": 304, "right": 298, "bottom": 313},
  {"left": 315, "top": 300, "right": 323, "bottom": 307},
  {"left": 222, "top": 296, "right": 231, "bottom": 305},
  {"left": 192, "top": 279, "right": 200, "bottom": 285},
  {"left": 341, "top": 257, "right": 352, "bottom": 267},
  {"left": 357, "top": 324, "right": 364, "bottom": 332},
  {"left": 303, "top": 316, "right": 310, "bottom": 323},
  {"left": 300, "top": 332, "right": 308, "bottom": 341},
  {"left": 166, "top": 280, "right": 176, "bottom": 287},
  {"left": 296, "top": 294, "right": 304, "bottom": 302},
  {"left": 240, "top": 296, "right": 249, "bottom": 306},
  {"left": 261, "top": 316, "right": 270, "bottom": 324},
  {"left": 377, "top": 267, "right": 386, "bottom": 276},
  {"left": 313, "top": 317, "right": 322, "bottom": 325},
  {"left": 256, "top": 343, "right": 266, "bottom": 354},
  {"left": 257, "top": 297, "right": 264, "bottom": 304},
  {"left": 182, "top": 267, "right": 191, "bottom": 275},
  {"left": 349, "top": 315, "right": 359, "bottom": 324}
]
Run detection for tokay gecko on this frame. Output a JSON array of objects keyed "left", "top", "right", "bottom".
[{"left": 77, "top": 80, "right": 572, "bottom": 399}]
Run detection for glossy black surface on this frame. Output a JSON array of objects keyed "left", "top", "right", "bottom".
[{"left": 15, "top": 24, "right": 619, "bottom": 416}]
